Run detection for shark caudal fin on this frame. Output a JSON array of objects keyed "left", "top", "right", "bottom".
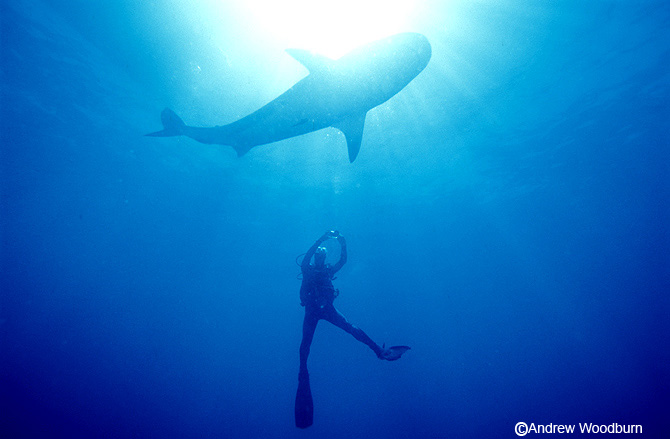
[{"left": 145, "top": 108, "right": 186, "bottom": 137}]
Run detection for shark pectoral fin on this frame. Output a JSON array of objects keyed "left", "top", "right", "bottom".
[
  {"left": 285, "top": 49, "right": 335, "bottom": 75},
  {"left": 335, "top": 113, "right": 367, "bottom": 163}
]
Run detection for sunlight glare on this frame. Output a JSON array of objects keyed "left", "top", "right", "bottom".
[{"left": 239, "top": 0, "right": 417, "bottom": 58}]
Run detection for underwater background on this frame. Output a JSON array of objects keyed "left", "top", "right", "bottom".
[{"left": 1, "top": 0, "right": 668, "bottom": 437}]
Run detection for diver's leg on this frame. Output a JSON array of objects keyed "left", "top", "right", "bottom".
[
  {"left": 296, "top": 310, "right": 318, "bottom": 428},
  {"left": 299, "top": 310, "right": 319, "bottom": 374},
  {"left": 323, "top": 306, "right": 383, "bottom": 357}
]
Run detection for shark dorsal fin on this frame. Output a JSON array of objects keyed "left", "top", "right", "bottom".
[
  {"left": 334, "top": 113, "right": 367, "bottom": 163},
  {"left": 285, "top": 49, "right": 334, "bottom": 75}
]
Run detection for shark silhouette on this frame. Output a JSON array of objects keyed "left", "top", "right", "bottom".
[{"left": 147, "top": 33, "right": 431, "bottom": 162}]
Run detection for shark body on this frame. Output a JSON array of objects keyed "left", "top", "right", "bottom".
[{"left": 147, "top": 33, "right": 431, "bottom": 162}]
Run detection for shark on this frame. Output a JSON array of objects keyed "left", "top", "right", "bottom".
[{"left": 147, "top": 33, "right": 431, "bottom": 162}]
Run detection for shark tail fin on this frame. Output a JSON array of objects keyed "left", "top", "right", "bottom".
[{"left": 145, "top": 108, "right": 186, "bottom": 137}]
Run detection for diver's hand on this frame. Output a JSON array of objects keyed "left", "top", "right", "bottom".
[{"left": 320, "top": 230, "right": 338, "bottom": 241}]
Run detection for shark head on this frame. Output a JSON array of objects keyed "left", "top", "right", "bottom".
[
  {"left": 334, "top": 33, "right": 432, "bottom": 106},
  {"left": 388, "top": 32, "right": 432, "bottom": 75},
  {"left": 345, "top": 33, "right": 430, "bottom": 73}
]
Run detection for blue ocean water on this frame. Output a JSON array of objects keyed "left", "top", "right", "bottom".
[{"left": 1, "top": 0, "right": 668, "bottom": 437}]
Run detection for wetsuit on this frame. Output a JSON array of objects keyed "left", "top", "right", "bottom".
[{"left": 299, "top": 235, "right": 382, "bottom": 375}]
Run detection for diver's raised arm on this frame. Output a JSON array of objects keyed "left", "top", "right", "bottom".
[
  {"left": 302, "top": 232, "right": 332, "bottom": 271},
  {"left": 332, "top": 234, "right": 347, "bottom": 273}
]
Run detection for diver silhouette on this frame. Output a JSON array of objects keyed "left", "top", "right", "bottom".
[{"left": 294, "top": 230, "right": 410, "bottom": 428}]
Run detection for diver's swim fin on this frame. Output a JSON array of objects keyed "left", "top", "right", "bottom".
[
  {"left": 295, "top": 370, "right": 313, "bottom": 428},
  {"left": 379, "top": 345, "right": 411, "bottom": 361}
]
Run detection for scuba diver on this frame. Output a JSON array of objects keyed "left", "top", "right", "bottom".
[{"left": 295, "top": 230, "right": 410, "bottom": 428}]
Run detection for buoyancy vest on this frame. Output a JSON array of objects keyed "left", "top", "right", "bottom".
[{"left": 300, "top": 265, "right": 339, "bottom": 306}]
